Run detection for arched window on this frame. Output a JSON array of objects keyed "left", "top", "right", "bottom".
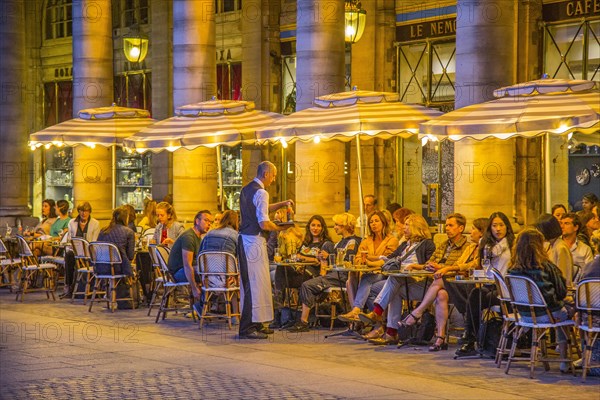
[{"left": 45, "top": 0, "right": 72, "bottom": 40}]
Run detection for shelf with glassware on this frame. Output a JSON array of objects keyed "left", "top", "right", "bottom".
[
  {"left": 220, "top": 145, "right": 243, "bottom": 210},
  {"left": 116, "top": 148, "right": 152, "bottom": 211},
  {"left": 45, "top": 147, "right": 74, "bottom": 206}
]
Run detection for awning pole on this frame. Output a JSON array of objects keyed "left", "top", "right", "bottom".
[
  {"left": 217, "top": 145, "right": 224, "bottom": 211},
  {"left": 356, "top": 135, "right": 365, "bottom": 237},
  {"left": 281, "top": 143, "right": 287, "bottom": 200},
  {"left": 396, "top": 137, "right": 404, "bottom": 205},
  {"left": 112, "top": 146, "right": 116, "bottom": 209}
]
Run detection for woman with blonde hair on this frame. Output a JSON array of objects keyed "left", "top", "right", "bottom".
[
  {"left": 139, "top": 200, "right": 157, "bottom": 230},
  {"left": 357, "top": 214, "right": 436, "bottom": 344},
  {"left": 338, "top": 210, "right": 399, "bottom": 322},
  {"left": 153, "top": 201, "right": 185, "bottom": 247}
]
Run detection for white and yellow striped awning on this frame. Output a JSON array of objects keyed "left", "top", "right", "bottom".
[
  {"left": 420, "top": 79, "right": 600, "bottom": 142},
  {"left": 256, "top": 90, "right": 443, "bottom": 144},
  {"left": 28, "top": 105, "right": 156, "bottom": 149},
  {"left": 123, "top": 100, "right": 282, "bottom": 152}
]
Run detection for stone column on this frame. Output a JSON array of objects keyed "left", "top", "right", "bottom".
[
  {"left": 0, "top": 0, "right": 30, "bottom": 225},
  {"left": 172, "top": 147, "right": 218, "bottom": 222},
  {"left": 453, "top": 0, "right": 516, "bottom": 222},
  {"left": 150, "top": 0, "right": 173, "bottom": 202},
  {"left": 71, "top": 0, "right": 114, "bottom": 220},
  {"left": 294, "top": 0, "right": 346, "bottom": 222},
  {"left": 172, "top": 0, "right": 217, "bottom": 219},
  {"left": 241, "top": 0, "right": 281, "bottom": 111}
]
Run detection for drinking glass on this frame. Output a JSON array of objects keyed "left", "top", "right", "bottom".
[{"left": 328, "top": 254, "right": 336, "bottom": 266}]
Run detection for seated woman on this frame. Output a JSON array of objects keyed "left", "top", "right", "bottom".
[
  {"left": 536, "top": 213, "right": 574, "bottom": 288},
  {"left": 199, "top": 210, "right": 238, "bottom": 255},
  {"left": 26, "top": 199, "right": 57, "bottom": 238},
  {"left": 287, "top": 213, "right": 362, "bottom": 332},
  {"left": 49, "top": 200, "right": 71, "bottom": 238},
  {"left": 97, "top": 207, "right": 136, "bottom": 276},
  {"left": 357, "top": 214, "right": 436, "bottom": 343},
  {"left": 138, "top": 200, "right": 157, "bottom": 231},
  {"left": 338, "top": 210, "right": 399, "bottom": 322},
  {"left": 508, "top": 228, "right": 571, "bottom": 373},
  {"left": 274, "top": 215, "right": 334, "bottom": 293},
  {"left": 455, "top": 211, "right": 514, "bottom": 357},
  {"left": 153, "top": 201, "right": 185, "bottom": 247},
  {"left": 391, "top": 207, "right": 414, "bottom": 243},
  {"left": 61, "top": 202, "right": 101, "bottom": 298},
  {"left": 27, "top": 199, "right": 57, "bottom": 257},
  {"left": 552, "top": 204, "right": 567, "bottom": 221}
]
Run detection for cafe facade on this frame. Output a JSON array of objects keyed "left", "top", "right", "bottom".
[{"left": 1, "top": 0, "right": 598, "bottom": 227}]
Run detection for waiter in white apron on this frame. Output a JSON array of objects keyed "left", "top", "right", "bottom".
[{"left": 238, "top": 161, "right": 293, "bottom": 339}]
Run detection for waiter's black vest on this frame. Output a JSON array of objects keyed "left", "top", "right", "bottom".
[{"left": 239, "top": 180, "right": 263, "bottom": 235}]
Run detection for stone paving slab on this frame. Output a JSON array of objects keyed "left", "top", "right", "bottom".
[{"left": 0, "top": 290, "right": 599, "bottom": 399}]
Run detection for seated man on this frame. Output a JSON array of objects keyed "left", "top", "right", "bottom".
[
  {"left": 360, "top": 213, "right": 469, "bottom": 348},
  {"left": 167, "top": 210, "right": 213, "bottom": 311},
  {"left": 561, "top": 213, "right": 593, "bottom": 279},
  {"left": 287, "top": 213, "right": 361, "bottom": 332}
]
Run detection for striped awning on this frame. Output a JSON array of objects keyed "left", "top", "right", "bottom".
[
  {"left": 29, "top": 105, "right": 156, "bottom": 148},
  {"left": 256, "top": 90, "right": 443, "bottom": 144},
  {"left": 420, "top": 79, "right": 600, "bottom": 142},
  {"left": 123, "top": 100, "right": 282, "bottom": 152}
]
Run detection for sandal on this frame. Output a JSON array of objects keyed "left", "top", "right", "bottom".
[
  {"left": 429, "top": 336, "right": 448, "bottom": 352},
  {"left": 362, "top": 325, "right": 384, "bottom": 340},
  {"left": 398, "top": 312, "right": 421, "bottom": 328}
]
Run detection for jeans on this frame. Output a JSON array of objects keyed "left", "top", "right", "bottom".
[{"left": 353, "top": 273, "right": 385, "bottom": 309}]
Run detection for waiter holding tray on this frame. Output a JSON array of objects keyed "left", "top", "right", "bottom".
[{"left": 238, "top": 161, "right": 293, "bottom": 339}]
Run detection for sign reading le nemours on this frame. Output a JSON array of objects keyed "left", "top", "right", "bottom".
[
  {"left": 397, "top": 0, "right": 599, "bottom": 42},
  {"left": 397, "top": 18, "right": 456, "bottom": 42}
]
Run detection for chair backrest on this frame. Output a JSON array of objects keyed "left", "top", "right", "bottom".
[
  {"left": 197, "top": 251, "right": 239, "bottom": 289},
  {"left": 154, "top": 245, "right": 174, "bottom": 281},
  {"left": 505, "top": 274, "right": 555, "bottom": 323},
  {"left": 490, "top": 268, "right": 511, "bottom": 302},
  {"left": 0, "top": 238, "right": 8, "bottom": 255},
  {"left": 142, "top": 228, "right": 155, "bottom": 240},
  {"left": 16, "top": 235, "right": 34, "bottom": 257},
  {"left": 89, "top": 242, "right": 122, "bottom": 265},
  {"left": 59, "top": 230, "right": 70, "bottom": 244},
  {"left": 576, "top": 278, "right": 600, "bottom": 311},
  {"left": 148, "top": 244, "right": 159, "bottom": 267},
  {"left": 71, "top": 237, "right": 91, "bottom": 259},
  {"left": 135, "top": 225, "right": 144, "bottom": 234}
]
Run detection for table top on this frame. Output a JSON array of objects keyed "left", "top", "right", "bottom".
[
  {"left": 275, "top": 261, "right": 319, "bottom": 267},
  {"left": 447, "top": 277, "right": 494, "bottom": 285},
  {"left": 328, "top": 265, "right": 373, "bottom": 272},
  {"left": 384, "top": 270, "right": 434, "bottom": 277}
]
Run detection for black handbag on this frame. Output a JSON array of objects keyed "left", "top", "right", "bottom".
[{"left": 381, "top": 241, "right": 423, "bottom": 272}]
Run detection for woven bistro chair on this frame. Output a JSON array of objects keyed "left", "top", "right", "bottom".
[
  {"left": 575, "top": 278, "right": 600, "bottom": 382},
  {"left": 88, "top": 242, "right": 134, "bottom": 312},
  {"left": 15, "top": 235, "right": 56, "bottom": 301},
  {"left": 490, "top": 268, "right": 517, "bottom": 368},
  {"left": 154, "top": 245, "right": 193, "bottom": 322},
  {"left": 70, "top": 237, "right": 93, "bottom": 303},
  {"left": 504, "top": 274, "right": 580, "bottom": 378},
  {"left": 0, "top": 238, "right": 22, "bottom": 291},
  {"left": 197, "top": 251, "right": 240, "bottom": 330}
]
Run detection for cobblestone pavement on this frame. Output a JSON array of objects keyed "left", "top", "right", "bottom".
[{"left": 0, "top": 290, "right": 598, "bottom": 399}]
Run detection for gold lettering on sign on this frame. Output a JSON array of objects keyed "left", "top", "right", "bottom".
[
  {"left": 430, "top": 19, "right": 456, "bottom": 36},
  {"left": 566, "top": 0, "right": 599, "bottom": 16},
  {"left": 410, "top": 24, "right": 424, "bottom": 39}
]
